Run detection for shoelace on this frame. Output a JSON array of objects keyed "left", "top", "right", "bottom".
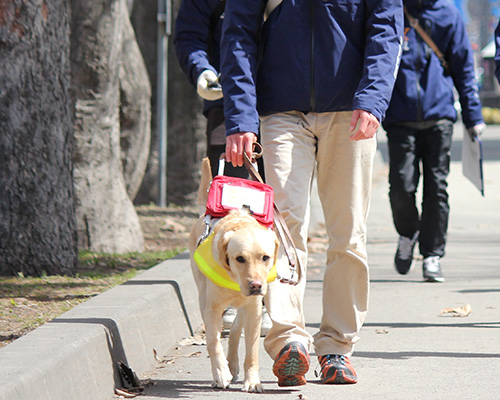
[{"left": 314, "top": 355, "right": 346, "bottom": 377}]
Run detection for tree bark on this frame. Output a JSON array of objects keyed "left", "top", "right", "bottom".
[
  {"left": 71, "top": 0, "right": 144, "bottom": 253},
  {"left": 0, "top": 0, "right": 78, "bottom": 276},
  {"left": 119, "top": 9, "right": 152, "bottom": 200}
]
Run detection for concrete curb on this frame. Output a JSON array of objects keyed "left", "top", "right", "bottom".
[{"left": 0, "top": 251, "right": 201, "bottom": 400}]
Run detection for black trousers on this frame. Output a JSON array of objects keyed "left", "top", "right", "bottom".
[
  {"left": 386, "top": 120, "right": 453, "bottom": 258},
  {"left": 206, "top": 106, "right": 265, "bottom": 180}
]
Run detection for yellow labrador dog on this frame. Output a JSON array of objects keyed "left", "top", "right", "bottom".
[{"left": 189, "top": 158, "right": 279, "bottom": 393}]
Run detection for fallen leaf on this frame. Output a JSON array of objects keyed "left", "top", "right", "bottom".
[{"left": 440, "top": 304, "right": 472, "bottom": 317}]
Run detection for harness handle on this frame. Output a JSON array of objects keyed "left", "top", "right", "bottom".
[{"left": 218, "top": 142, "right": 263, "bottom": 176}]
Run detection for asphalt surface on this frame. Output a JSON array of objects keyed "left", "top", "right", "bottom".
[{"left": 136, "top": 124, "right": 500, "bottom": 400}]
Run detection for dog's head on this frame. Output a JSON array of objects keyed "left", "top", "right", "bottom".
[{"left": 213, "top": 209, "right": 279, "bottom": 296}]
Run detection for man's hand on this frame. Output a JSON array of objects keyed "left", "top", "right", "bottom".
[
  {"left": 196, "top": 70, "right": 223, "bottom": 101},
  {"left": 349, "top": 109, "right": 379, "bottom": 141},
  {"left": 225, "top": 132, "right": 257, "bottom": 167}
]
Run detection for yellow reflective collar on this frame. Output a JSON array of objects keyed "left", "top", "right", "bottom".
[{"left": 193, "top": 231, "right": 277, "bottom": 291}]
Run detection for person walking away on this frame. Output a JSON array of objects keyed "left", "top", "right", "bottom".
[
  {"left": 383, "top": 0, "right": 485, "bottom": 283},
  {"left": 221, "top": 0, "right": 403, "bottom": 386}
]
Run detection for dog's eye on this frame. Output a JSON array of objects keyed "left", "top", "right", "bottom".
[
  {"left": 263, "top": 255, "right": 270, "bottom": 262},
  {"left": 236, "top": 256, "right": 245, "bottom": 263}
]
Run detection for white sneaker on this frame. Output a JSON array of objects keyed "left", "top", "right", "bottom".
[
  {"left": 423, "top": 256, "right": 444, "bottom": 282},
  {"left": 222, "top": 306, "right": 237, "bottom": 331},
  {"left": 260, "top": 306, "right": 272, "bottom": 337},
  {"left": 221, "top": 305, "right": 272, "bottom": 336}
]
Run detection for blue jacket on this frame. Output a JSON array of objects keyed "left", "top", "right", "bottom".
[
  {"left": 383, "top": 0, "right": 483, "bottom": 129},
  {"left": 494, "top": 20, "right": 500, "bottom": 85},
  {"left": 220, "top": 0, "right": 404, "bottom": 137},
  {"left": 174, "top": 0, "right": 224, "bottom": 115}
]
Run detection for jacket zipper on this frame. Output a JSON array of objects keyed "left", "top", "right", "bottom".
[{"left": 309, "top": 0, "right": 315, "bottom": 111}]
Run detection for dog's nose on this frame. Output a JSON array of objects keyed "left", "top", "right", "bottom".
[{"left": 248, "top": 280, "right": 263, "bottom": 295}]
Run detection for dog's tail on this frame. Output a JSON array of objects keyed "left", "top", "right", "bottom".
[{"left": 197, "top": 157, "right": 212, "bottom": 215}]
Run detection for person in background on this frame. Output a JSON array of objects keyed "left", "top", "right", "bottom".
[
  {"left": 383, "top": 0, "right": 485, "bottom": 282},
  {"left": 174, "top": 0, "right": 270, "bottom": 336},
  {"left": 221, "top": 0, "right": 403, "bottom": 387},
  {"left": 494, "top": 19, "right": 500, "bottom": 84},
  {"left": 174, "top": 0, "right": 245, "bottom": 179}
]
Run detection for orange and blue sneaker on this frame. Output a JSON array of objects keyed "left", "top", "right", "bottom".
[
  {"left": 315, "top": 354, "right": 358, "bottom": 384},
  {"left": 272, "top": 341, "right": 310, "bottom": 387}
]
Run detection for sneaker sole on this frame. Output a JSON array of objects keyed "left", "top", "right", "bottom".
[
  {"left": 424, "top": 276, "right": 445, "bottom": 283},
  {"left": 273, "top": 343, "right": 309, "bottom": 387},
  {"left": 321, "top": 370, "right": 358, "bottom": 384},
  {"left": 395, "top": 260, "right": 414, "bottom": 275}
]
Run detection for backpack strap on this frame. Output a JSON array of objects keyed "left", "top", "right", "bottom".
[{"left": 404, "top": 6, "right": 449, "bottom": 73}]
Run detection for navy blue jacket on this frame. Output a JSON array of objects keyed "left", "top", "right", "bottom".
[
  {"left": 494, "top": 19, "right": 500, "bottom": 85},
  {"left": 220, "top": 0, "right": 404, "bottom": 137},
  {"left": 383, "top": 0, "right": 483, "bottom": 129},
  {"left": 174, "top": 0, "right": 224, "bottom": 115}
]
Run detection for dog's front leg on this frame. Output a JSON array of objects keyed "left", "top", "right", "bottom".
[
  {"left": 204, "top": 306, "right": 233, "bottom": 389},
  {"left": 242, "top": 297, "right": 264, "bottom": 393},
  {"left": 227, "top": 306, "right": 244, "bottom": 381}
]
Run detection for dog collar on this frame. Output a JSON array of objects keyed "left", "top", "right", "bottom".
[{"left": 193, "top": 232, "right": 277, "bottom": 291}]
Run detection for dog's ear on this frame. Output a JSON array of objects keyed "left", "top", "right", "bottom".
[{"left": 218, "top": 230, "right": 235, "bottom": 271}]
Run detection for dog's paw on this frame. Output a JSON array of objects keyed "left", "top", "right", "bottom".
[
  {"left": 212, "top": 368, "right": 233, "bottom": 389},
  {"left": 243, "top": 380, "right": 264, "bottom": 393}
]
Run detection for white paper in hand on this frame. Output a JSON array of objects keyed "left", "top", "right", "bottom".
[{"left": 462, "top": 127, "right": 484, "bottom": 196}]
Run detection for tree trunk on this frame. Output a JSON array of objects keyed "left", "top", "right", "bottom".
[
  {"left": 131, "top": 0, "right": 205, "bottom": 206},
  {"left": 71, "top": 0, "right": 144, "bottom": 253},
  {"left": 0, "top": 0, "right": 78, "bottom": 276},
  {"left": 119, "top": 9, "right": 152, "bottom": 200}
]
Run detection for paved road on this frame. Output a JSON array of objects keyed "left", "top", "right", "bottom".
[{"left": 134, "top": 125, "right": 500, "bottom": 400}]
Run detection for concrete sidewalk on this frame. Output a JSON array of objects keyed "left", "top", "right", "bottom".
[
  {"left": 1, "top": 125, "right": 499, "bottom": 400},
  {"left": 138, "top": 126, "right": 500, "bottom": 399}
]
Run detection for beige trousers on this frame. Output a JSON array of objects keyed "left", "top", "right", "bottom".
[{"left": 261, "top": 111, "right": 376, "bottom": 359}]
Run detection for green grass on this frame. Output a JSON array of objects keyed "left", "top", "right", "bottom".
[{"left": 0, "top": 248, "right": 185, "bottom": 346}]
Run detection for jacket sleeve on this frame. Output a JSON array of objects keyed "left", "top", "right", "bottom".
[
  {"left": 447, "top": 9, "right": 484, "bottom": 128},
  {"left": 173, "top": 0, "right": 218, "bottom": 87},
  {"left": 220, "top": 1, "right": 262, "bottom": 136},
  {"left": 351, "top": 0, "right": 404, "bottom": 122}
]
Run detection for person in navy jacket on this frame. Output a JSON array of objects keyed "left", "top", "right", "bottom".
[
  {"left": 220, "top": 0, "right": 404, "bottom": 387},
  {"left": 174, "top": 0, "right": 250, "bottom": 178},
  {"left": 383, "top": 0, "right": 485, "bottom": 283},
  {"left": 494, "top": 19, "right": 500, "bottom": 84}
]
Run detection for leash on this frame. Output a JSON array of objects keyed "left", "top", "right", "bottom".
[{"left": 243, "top": 147, "right": 302, "bottom": 286}]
